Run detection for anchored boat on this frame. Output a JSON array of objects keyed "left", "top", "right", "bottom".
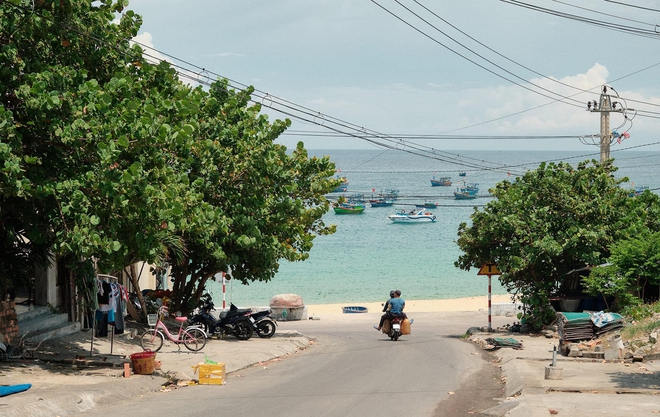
[{"left": 388, "top": 208, "right": 436, "bottom": 223}]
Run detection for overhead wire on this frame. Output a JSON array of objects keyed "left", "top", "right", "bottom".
[
  {"left": 5, "top": 0, "right": 658, "bottom": 175},
  {"left": 372, "top": 0, "right": 587, "bottom": 107},
  {"left": 604, "top": 0, "right": 660, "bottom": 13},
  {"left": 500, "top": 0, "right": 660, "bottom": 39},
  {"left": 553, "top": 0, "right": 659, "bottom": 27}
]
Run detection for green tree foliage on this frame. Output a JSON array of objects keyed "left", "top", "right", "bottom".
[
  {"left": 455, "top": 159, "right": 660, "bottom": 329},
  {"left": 584, "top": 230, "right": 660, "bottom": 311},
  {"left": 167, "top": 80, "right": 338, "bottom": 313},
  {"left": 1, "top": 1, "right": 339, "bottom": 315}
]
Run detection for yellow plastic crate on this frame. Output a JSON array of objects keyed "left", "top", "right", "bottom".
[{"left": 194, "top": 363, "right": 226, "bottom": 385}]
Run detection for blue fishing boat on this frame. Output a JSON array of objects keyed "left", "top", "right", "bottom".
[
  {"left": 415, "top": 201, "right": 438, "bottom": 208},
  {"left": 454, "top": 190, "right": 477, "bottom": 200},
  {"left": 369, "top": 198, "right": 394, "bottom": 208},
  {"left": 332, "top": 175, "right": 348, "bottom": 193},
  {"left": 458, "top": 171, "right": 467, "bottom": 177},
  {"left": 343, "top": 306, "right": 369, "bottom": 313}
]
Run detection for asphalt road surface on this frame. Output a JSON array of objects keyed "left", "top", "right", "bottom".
[{"left": 89, "top": 311, "right": 509, "bottom": 417}]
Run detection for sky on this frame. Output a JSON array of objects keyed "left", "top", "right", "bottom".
[{"left": 125, "top": 0, "right": 660, "bottom": 151}]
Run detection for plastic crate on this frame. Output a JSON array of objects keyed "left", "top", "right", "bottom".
[
  {"left": 194, "top": 363, "right": 226, "bottom": 385},
  {"left": 147, "top": 314, "right": 158, "bottom": 327}
]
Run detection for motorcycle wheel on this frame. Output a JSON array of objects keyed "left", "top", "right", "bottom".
[
  {"left": 390, "top": 331, "right": 399, "bottom": 341},
  {"left": 256, "top": 319, "right": 276, "bottom": 338},
  {"left": 183, "top": 327, "right": 207, "bottom": 352},
  {"left": 234, "top": 320, "right": 253, "bottom": 340}
]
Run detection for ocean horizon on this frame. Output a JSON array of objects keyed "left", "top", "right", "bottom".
[{"left": 208, "top": 148, "right": 660, "bottom": 307}]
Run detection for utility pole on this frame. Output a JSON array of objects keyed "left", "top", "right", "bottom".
[{"left": 587, "top": 86, "right": 623, "bottom": 162}]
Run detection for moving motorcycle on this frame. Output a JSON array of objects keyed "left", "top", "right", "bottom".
[
  {"left": 380, "top": 316, "right": 412, "bottom": 341},
  {"left": 189, "top": 296, "right": 253, "bottom": 340}
]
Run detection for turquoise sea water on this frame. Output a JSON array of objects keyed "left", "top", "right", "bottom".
[{"left": 208, "top": 148, "right": 660, "bottom": 306}]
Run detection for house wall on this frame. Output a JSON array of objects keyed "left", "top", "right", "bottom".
[{"left": 0, "top": 300, "right": 19, "bottom": 346}]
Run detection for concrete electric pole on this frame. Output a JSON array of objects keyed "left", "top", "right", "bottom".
[{"left": 587, "top": 86, "right": 623, "bottom": 162}]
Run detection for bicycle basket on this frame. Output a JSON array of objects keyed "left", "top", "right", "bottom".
[{"left": 147, "top": 314, "right": 158, "bottom": 327}]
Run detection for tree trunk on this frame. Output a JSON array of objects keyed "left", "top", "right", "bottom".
[{"left": 124, "top": 266, "right": 147, "bottom": 320}]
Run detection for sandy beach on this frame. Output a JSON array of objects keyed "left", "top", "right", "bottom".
[{"left": 305, "top": 294, "right": 515, "bottom": 316}]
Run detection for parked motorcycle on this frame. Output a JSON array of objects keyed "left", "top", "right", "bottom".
[
  {"left": 189, "top": 296, "right": 253, "bottom": 340},
  {"left": 249, "top": 308, "right": 277, "bottom": 338}
]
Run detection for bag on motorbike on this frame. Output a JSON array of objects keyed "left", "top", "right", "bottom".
[
  {"left": 401, "top": 318, "right": 411, "bottom": 335},
  {"left": 381, "top": 319, "right": 391, "bottom": 334}
]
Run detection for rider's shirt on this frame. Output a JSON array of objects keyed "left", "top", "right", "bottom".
[{"left": 389, "top": 298, "right": 405, "bottom": 314}]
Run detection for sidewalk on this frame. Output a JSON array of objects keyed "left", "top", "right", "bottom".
[
  {"left": 470, "top": 332, "right": 660, "bottom": 417},
  {"left": 0, "top": 325, "right": 311, "bottom": 417}
]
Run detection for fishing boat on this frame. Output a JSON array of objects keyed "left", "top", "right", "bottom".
[
  {"left": 415, "top": 201, "right": 438, "bottom": 208},
  {"left": 430, "top": 176, "right": 452, "bottom": 187},
  {"left": 458, "top": 171, "right": 467, "bottom": 177},
  {"left": 631, "top": 185, "right": 649, "bottom": 196},
  {"left": 332, "top": 175, "right": 348, "bottom": 193},
  {"left": 461, "top": 182, "right": 479, "bottom": 194},
  {"left": 333, "top": 202, "right": 365, "bottom": 214},
  {"left": 388, "top": 208, "right": 436, "bottom": 223},
  {"left": 369, "top": 198, "right": 394, "bottom": 208},
  {"left": 342, "top": 306, "right": 368, "bottom": 313},
  {"left": 454, "top": 190, "right": 477, "bottom": 200}
]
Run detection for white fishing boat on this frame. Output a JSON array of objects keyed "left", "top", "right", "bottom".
[{"left": 387, "top": 208, "right": 436, "bottom": 223}]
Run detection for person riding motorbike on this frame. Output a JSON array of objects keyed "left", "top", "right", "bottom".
[
  {"left": 382, "top": 290, "right": 395, "bottom": 313},
  {"left": 374, "top": 289, "right": 405, "bottom": 331}
]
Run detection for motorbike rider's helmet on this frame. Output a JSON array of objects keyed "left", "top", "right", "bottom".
[{"left": 389, "top": 290, "right": 395, "bottom": 298}]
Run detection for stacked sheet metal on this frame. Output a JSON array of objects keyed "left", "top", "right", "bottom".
[
  {"left": 591, "top": 311, "right": 625, "bottom": 337},
  {"left": 557, "top": 311, "right": 626, "bottom": 342},
  {"left": 557, "top": 312, "right": 594, "bottom": 342}
]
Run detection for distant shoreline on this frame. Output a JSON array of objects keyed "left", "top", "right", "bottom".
[{"left": 305, "top": 294, "right": 515, "bottom": 316}]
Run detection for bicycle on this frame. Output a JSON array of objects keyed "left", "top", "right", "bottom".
[{"left": 140, "top": 306, "right": 207, "bottom": 352}]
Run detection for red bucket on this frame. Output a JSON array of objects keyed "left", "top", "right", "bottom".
[{"left": 130, "top": 350, "right": 157, "bottom": 375}]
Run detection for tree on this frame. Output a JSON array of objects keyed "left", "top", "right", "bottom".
[
  {"left": 167, "top": 80, "right": 338, "bottom": 314},
  {"left": 1, "top": 0, "right": 340, "bottom": 317},
  {"left": 1, "top": 0, "right": 202, "bottom": 316},
  {"left": 584, "top": 230, "right": 660, "bottom": 310},
  {"left": 455, "top": 159, "right": 659, "bottom": 329}
]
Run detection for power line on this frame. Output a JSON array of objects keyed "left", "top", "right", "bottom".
[
  {"left": 372, "top": 0, "right": 587, "bottom": 108},
  {"left": 604, "top": 0, "right": 660, "bottom": 13},
  {"left": 500, "top": 0, "right": 660, "bottom": 39}
]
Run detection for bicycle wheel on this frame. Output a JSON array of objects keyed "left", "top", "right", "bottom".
[
  {"left": 183, "top": 327, "right": 207, "bottom": 352},
  {"left": 140, "top": 329, "right": 164, "bottom": 352}
]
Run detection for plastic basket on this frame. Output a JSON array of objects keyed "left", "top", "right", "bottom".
[
  {"left": 147, "top": 314, "right": 158, "bottom": 327},
  {"left": 130, "top": 350, "right": 156, "bottom": 375},
  {"left": 193, "top": 363, "right": 226, "bottom": 385}
]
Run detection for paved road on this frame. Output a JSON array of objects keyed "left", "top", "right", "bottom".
[{"left": 86, "top": 311, "right": 510, "bottom": 417}]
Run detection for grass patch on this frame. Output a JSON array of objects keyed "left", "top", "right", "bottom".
[{"left": 621, "top": 318, "right": 660, "bottom": 340}]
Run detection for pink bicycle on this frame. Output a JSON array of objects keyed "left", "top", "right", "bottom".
[{"left": 140, "top": 306, "right": 207, "bottom": 352}]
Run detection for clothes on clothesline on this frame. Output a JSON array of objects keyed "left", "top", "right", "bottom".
[{"left": 95, "top": 279, "right": 127, "bottom": 336}]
